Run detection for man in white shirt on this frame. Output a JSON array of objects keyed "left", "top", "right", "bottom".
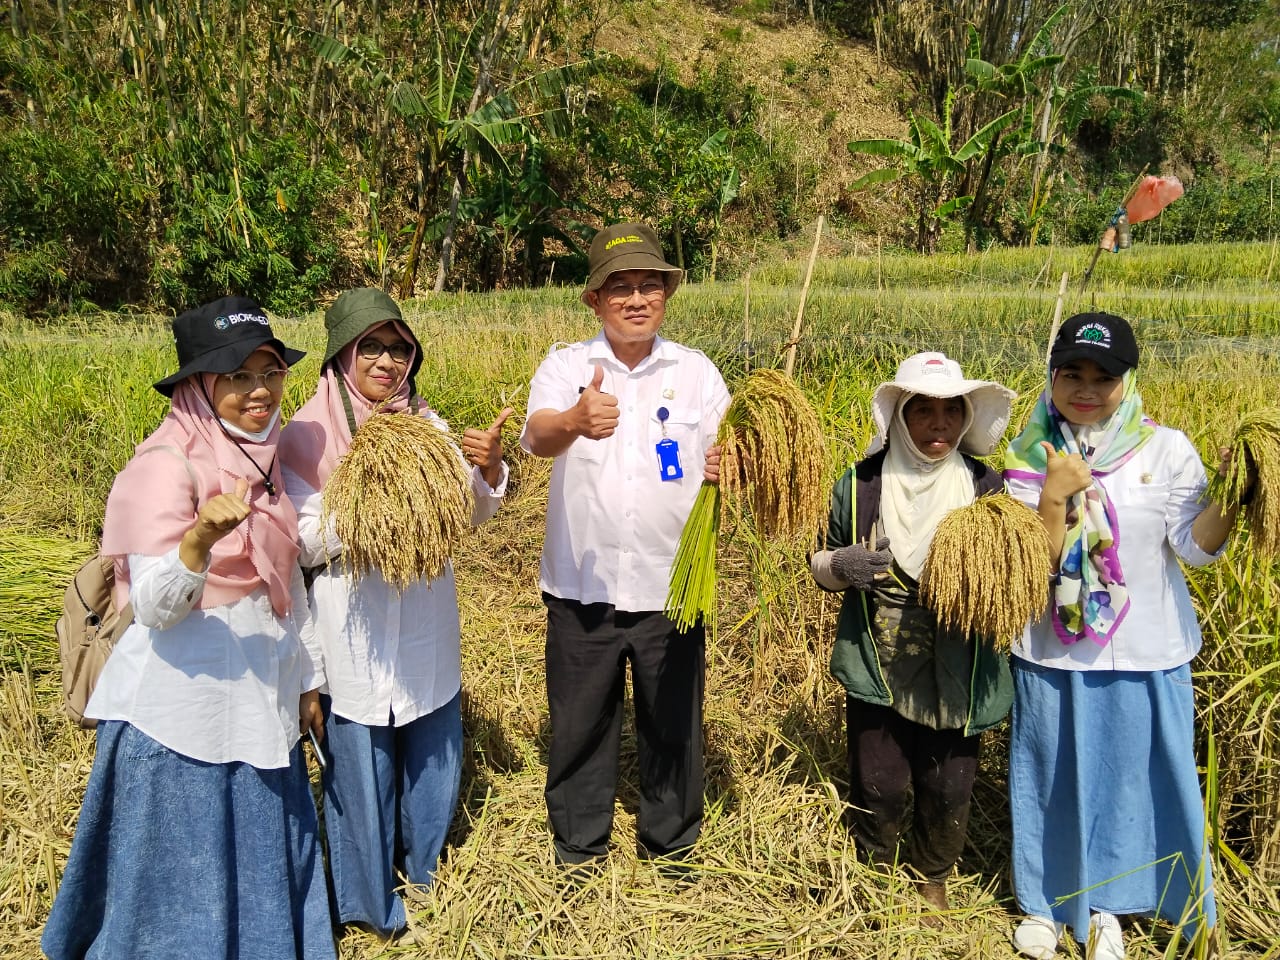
[{"left": 521, "top": 222, "right": 730, "bottom": 871}]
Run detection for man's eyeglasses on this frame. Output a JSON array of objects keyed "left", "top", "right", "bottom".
[
  {"left": 357, "top": 339, "right": 413, "bottom": 363},
  {"left": 601, "top": 279, "right": 666, "bottom": 304},
  {"left": 220, "top": 369, "right": 288, "bottom": 393}
]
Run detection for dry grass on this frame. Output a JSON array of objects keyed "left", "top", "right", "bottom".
[
  {"left": 323, "top": 412, "right": 472, "bottom": 590},
  {"left": 919, "top": 494, "right": 1053, "bottom": 649}
]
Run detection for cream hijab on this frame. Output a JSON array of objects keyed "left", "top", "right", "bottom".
[{"left": 879, "top": 393, "right": 977, "bottom": 580}]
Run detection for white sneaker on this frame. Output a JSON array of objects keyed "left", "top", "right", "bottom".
[
  {"left": 1013, "top": 915, "right": 1064, "bottom": 959},
  {"left": 1087, "top": 912, "right": 1125, "bottom": 960}
]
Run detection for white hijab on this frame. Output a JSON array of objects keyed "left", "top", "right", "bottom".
[{"left": 879, "top": 393, "right": 978, "bottom": 580}]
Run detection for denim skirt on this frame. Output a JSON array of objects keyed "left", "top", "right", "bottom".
[
  {"left": 42, "top": 720, "right": 335, "bottom": 960},
  {"left": 1009, "top": 659, "right": 1216, "bottom": 942}
]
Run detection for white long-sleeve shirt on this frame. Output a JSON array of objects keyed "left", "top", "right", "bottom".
[
  {"left": 520, "top": 333, "right": 730, "bottom": 612},
  {"left": 87, "top": 551, "right": 322, "bottom": 768},
  {"left": 284, "top": 458, "right": 507, "bottom": 727},
  {"left": 1006, "top": 426, "right": 1224, "bottom": 672}
]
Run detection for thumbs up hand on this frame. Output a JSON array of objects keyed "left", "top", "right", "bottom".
[
  {"left": 181, "top": 476, "right": 254, "bottom": 571},
  {"left": 575, "top": 364, "right": 619, "bottom": 440},
  {"left": 462, "top": 407, "right": 515, "bottom": 476}
]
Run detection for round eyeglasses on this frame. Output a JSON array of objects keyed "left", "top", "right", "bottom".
[
  {"left": 220, "top": 369, "right": 288, "bottom": 393},
  {"left": 601, "top": 279, "right": 666, "bottom": 304}
]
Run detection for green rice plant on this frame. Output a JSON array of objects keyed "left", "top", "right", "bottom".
[{"left": 666, "top": 368, "right": 828, "bottom": 632}]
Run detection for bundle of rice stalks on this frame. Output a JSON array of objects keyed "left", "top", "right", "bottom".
[
  {"left": 1207, "top": 408, "right": 1280, "bottom": 557},
  {"left": 322, "top": 412, "right": 472, "bottom": 590},
  {"left": 666, "top": 369, "right": 828, "bottom": 631},
  {"left": 919, "top": 494, "right": 1051, "bottom": 649}
]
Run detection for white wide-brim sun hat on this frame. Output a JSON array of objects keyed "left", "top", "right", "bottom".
[{"left": 867, "top": 352, "right": 1016, "bottom": 456}]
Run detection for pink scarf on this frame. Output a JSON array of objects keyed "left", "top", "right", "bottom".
[
  {"left": 279, "top": 320, "right": 420, "bottom": 490},
  {"left": 101, "top": 375, "right": 300, "bottom": 617}
]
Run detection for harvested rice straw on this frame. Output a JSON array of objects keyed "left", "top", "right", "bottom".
[
  {"left": 919, "top": 494, "right": 1052, "bottom": 650},
  {"left": 666, "top": 368, "right": 828, "bottom": 631},
  {"left": 1208, "top": 408, "right": 1280, "bottom": 557},
  {"left": 322, "top": 412, "right": 472, "bottom": 590}
]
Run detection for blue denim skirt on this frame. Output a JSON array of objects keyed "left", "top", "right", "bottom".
[
  {"left": 42, "top": 721, "right": 335, "bottom": 960},
  {"left": 1010, "top": 659, "right": 1216, "bottom": 942}
]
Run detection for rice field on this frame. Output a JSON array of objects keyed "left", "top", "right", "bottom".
[{"left": 2, "top": 240, "right": 1279, "bottom": 958}]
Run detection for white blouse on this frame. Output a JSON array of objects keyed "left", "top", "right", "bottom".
[
  {"left": 87, "top": 550, "right": 322, "bottom": 769},
  {"left": 284, "top": 459, "right": 506, "bottom": 727},
  {"left": 1006, "top": 426, "right": 1224, "bottom": 672}
]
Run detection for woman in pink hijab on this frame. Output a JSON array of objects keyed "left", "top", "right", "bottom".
[
  {"left": 43, "top": 297, "right": 334, "bottom": 960},
  {"left": 279, "top": 288, "right": 510, "bottom": 938}
]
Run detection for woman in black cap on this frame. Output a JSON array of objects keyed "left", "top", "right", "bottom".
[
  {"left": 279, "top": 288, "right": 510, "bottom": 938},
  {"left": 1003, "top": 312, "right": 1243, "bottom": 960},
  {"left": 42, "top": 297, "right": 335, "bottom": 960}
]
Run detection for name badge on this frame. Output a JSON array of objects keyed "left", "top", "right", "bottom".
[{"left": 656, "top": 438, "right": 683, "bottom": 481}]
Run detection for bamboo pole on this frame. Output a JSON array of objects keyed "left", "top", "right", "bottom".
[
  {"left": 742, "top": 271, "right": 752, "bottom": 374},
  {"left": 784, "top": 215, "right": 824, "bottom": 379},
  {"left": 1045, "top": 270, "right": 1070, "bottom": 370},
  {"left": 1078, "top": 164, "right": 1149, "bottom": 292}
]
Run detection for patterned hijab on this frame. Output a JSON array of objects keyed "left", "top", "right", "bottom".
[{"left": 1004, "top": 370, "right": 1155, "bottom": 646}]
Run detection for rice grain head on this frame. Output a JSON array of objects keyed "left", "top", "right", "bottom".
[
  {"left": 919, "top": 493, "right": 1051, "bottom": 649},
  {"left": 1209, "top": 408, "right": 1280, "bottom": 558},
  {"left": 322, "top": 412, "right": 472, "bottom": 591}
]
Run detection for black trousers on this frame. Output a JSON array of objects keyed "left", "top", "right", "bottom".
[
  {"left": 543, "top": 593, "right": 705, "bottom": 865},
  {"left": 846, "top": 696, "right": 980, "bottom": 881}
]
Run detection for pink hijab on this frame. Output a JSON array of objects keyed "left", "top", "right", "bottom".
[
  {"left": 278, "top": 320, "right": 421, "bottom": 491},
  {"left": 100, "top": 371, "right": 300, "bottom": 617}
]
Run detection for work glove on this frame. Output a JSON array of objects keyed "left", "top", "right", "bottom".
[{"left": 830, "top": 538, "right": 892, "bottom": 590}]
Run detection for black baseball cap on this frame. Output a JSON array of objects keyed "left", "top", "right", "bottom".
[
  {"left": 154, "top": 296, "right": 305, "bottom": 397},
  {"left": 1049, "top": 312, "right": 1138, "bottom": 376}
]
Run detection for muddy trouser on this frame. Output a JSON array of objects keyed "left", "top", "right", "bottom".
[
  {"left": 845, "top": 696, "right": 979, "bottom": 881},
  {"left": 543, "top": 593, "right": 705, "bottom": 865}
]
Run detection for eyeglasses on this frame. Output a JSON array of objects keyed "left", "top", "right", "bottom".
[
  {"left": 357, "top": 339, "right": 413, "bottom": 363},
  {"left": 220, "top": 369, "right": 288, "bottom": 393},
  {"left": 601, "top": 279, "right": 666, "bottom": 304}
]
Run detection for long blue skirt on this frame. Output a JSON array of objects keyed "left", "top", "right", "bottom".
[
  {"left": 320, "top": 690, "right": 462, "bottom": 936},
  {"left": 42, "top": 721, "right": 336, "bottom": 960},
  {"left": 1009, "top": 659, "right": 1216, "bottom": 942}
]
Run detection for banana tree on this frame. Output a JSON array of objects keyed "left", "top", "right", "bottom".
[{"left": 848, "top": 89, "right": 1018, "bottom": 252}]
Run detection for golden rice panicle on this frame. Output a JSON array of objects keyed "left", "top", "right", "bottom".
[
  {"left": 719, "top": 368, "right": 828, "bottom": 541},
  {"left": 919, "top": 494, "right": 1052, "bottom": 650},
  {"left": 322, "top": 412, "right": 472, "bottom": 591},
  {"left": 1209, "top": 408, "right": 1280, "bottom": 558}
]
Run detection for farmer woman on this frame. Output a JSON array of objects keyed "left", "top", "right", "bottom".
[
  {"left": 810, "top": 352, "right": 1017, "bottom": 917},
  {"left": 279, "top": 288, "right": 509, "bottom": 938},
  {"left": 1005, "top": 312, "right": 1242, "bottom": 959},
  {"left": 42, "top": 297, "right": 334, "bottom": 960}
]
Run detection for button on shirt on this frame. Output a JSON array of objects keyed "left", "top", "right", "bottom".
[
  {"left": 87, "top": 551, "right": 322, "bottom": 769},
  {"left": 1006, "top": 426, "right": 1223, "bottom": 672},
  {"left": 521, "top": 332, "right": 730, "bottom": 612},
  {"left": 284, "top": 455, "right": 507, "bottom": 727}
]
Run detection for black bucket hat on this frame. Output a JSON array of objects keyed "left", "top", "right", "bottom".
[
  {"left": 153, "top": 296, "right": 305, "bottom": 397},
  {"left": 581, "top": 222, "right": 682, "bottom": 305},
  {"left": 1050, "top": 312, "right": 1139, "bottom": 376},
  {"left": 322, "top": 287, "right": 423, "bottom": 393}
]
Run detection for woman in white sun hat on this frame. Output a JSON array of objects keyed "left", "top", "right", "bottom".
[{"left": 810, "top": 352, "right": 1016, "bottom": 920}]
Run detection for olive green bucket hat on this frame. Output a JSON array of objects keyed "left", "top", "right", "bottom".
[
  {"left": 322, "top": 287, "right": 423, "bottom": 391},
  {"left": 581, "top": 222, "right": 682, "bottom": 305}
]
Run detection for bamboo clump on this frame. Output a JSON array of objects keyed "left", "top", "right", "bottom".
[
  {"left": 322, "top": 412, "right": 472, "bottom": 590},
  {"left": 1208, "top": 408, "right": 1280, "bottom": 558},
  {"left": 919, "top": 494, "right": 1051, "bottom": 649},
  {"left": 666, "top": 368, "right": 828, "bottom": 631}
]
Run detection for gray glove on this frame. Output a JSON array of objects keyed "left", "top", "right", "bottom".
[{"left": 830, "top": 538, "right": 892, "bottom": 590}]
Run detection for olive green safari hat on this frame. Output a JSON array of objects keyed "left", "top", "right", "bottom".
[
  {"left": 581, "top": 222, "right": 682, "bottom": 305},
  {"left": 322, "top": 287, "right": 423, "bottom": 391}
]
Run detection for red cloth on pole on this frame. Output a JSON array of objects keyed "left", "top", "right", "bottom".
[{"left": 1125, "top": 176, "right": 1183, "bottom": 224}]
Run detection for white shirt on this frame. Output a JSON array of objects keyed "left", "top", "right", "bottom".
[
  {"left": 284, "top": 457, "right": 507, "bottom": 727},
  {"left": 521, "top": 332, "right": 730, "bottom": 611},
  {"left": 1006, "top": 426, "right": 1223, "bottom": 671},
  {"left": 87, "top": 551, "right": 322, "bottom": 769}
]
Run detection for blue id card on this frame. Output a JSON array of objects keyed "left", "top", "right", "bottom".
[{"left": 656, "top": 438, "right": 683, "bottom": 481}]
